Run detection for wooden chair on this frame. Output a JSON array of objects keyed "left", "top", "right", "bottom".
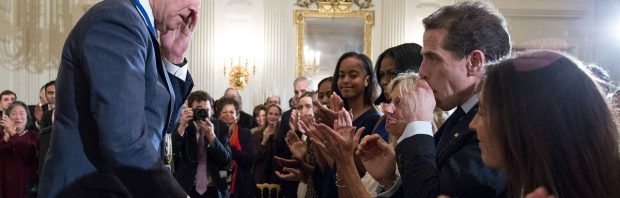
[{"left": 256, "top": 183, "right": 282, "bottom": 198}]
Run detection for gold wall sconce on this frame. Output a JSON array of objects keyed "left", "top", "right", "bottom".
[{"left": 223, "top": 57, "right": 256, "bottom": 90}]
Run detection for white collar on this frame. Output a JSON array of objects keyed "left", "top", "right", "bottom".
[
  {"left": 136, "top": 0, "right": 155, "bottom": 31},
  {"left": 461, "top": 93, "right": 479, "bottom": 114}
]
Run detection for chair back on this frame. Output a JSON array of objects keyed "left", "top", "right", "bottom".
[{"left": 256, "top": 183, "right": 282, "bottom": 198}]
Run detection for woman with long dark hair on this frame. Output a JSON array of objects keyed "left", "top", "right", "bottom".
[
  {"left": 372, "top": 43, "right": 425, "bottom": 142},
  {"left": 469, "top": 50, "right": 620, "bottom": 198},
  {"left": 306, "top": 52, "right": 381, "bottom": 198},
  {"left": 331, "top": 52, "right": 380, "bottom": 138}
]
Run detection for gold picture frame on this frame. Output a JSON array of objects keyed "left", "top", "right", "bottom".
[{"left": 294, "top": 9, "right": 374, "bottom": 78}]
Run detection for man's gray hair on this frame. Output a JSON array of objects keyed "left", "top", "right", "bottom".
[{"left": 293, "top": 76, "right": 311, "bottom": 86}]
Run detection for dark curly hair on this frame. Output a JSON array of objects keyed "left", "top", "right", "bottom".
[
  {"left": 214, "top": 97, "right": 240, "bottom": 118},
  {"left": 186, "top": 90, "right": 214, "bottom": 108}
]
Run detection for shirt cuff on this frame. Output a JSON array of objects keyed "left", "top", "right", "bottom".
[
  {"left": 397, "top": 121, "right": 433, "bottom": 144},
  {"left": 375, "top": 173, "right": 402, "bottom": 197},
  {"left": 164, "top": 58, "right": 188, "bottom": 80}
]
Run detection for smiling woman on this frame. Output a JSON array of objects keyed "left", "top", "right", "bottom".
[
  {"left": 332, "top": 52, "right": 378, "bottom": 124},
  {"left": 0, "top": 101, "right": 39, "bottom": 198}
]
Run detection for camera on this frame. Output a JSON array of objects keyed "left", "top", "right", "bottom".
[{"left": 192, "top": 108, "right": 209, "bottom": 121}]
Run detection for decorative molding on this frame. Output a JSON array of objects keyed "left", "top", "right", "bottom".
[
  {"left": 500, "top": 8, "right": 586, "bottom": 18},
  {"left": 317, "top": 1, "right": 353, "bottom": 13},
  {"left": 261, "top": 0, "right": 292, "bottom": 107},
  {"left": 187, "top": 0, "right": 215, "bottom": 93},
  {"left": 295, "top": 0, "right": 373, "bottom": 10},
  {"left": 512, "top": 37, "right": 573, "bottom": 51},
  {"left": 381, "top": 0, "right": 406, "bottom": 50},
  {"left": 415, "top": 2, "right": 442, "bottom": 9}
]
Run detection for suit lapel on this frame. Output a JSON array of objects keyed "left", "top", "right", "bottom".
[
  {"left": 436, "top": 105, "right": 478, "bottom": 164},
  {"left": 130, "top": 0, "right": 176, "bottom": 132},
  {"left": 149, "top": 34, "right": 176, "bottom": 122}
]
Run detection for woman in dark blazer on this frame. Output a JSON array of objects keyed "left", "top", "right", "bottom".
[{"left": 216, "top": 97, "right": 256, "bottom": 198}]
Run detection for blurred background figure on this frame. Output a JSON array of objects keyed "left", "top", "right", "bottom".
[
  {"left": 0, "top": 90, "right": 17, "bottom": 116},
  {"left": 265, "top": 95, "right": 281, "bottom": 106},
  {"left": 251, "top": 104, "right": 267, "bottom": 134},
  {"left": 252, "top": 104, "right": 282, "bottom": 189},
  {"left": 1, "top": 101, "right": 39, "bottom": 198},
  {"left": 222, "top": 88, "right": 255, "bottom": 130},
  {"left": 215, "top": 97, "right": 256, "bottom": 198}
]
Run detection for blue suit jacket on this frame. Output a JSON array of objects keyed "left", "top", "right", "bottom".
[{"left": 38, "top": 0, "right": 193, "bottom": 197}]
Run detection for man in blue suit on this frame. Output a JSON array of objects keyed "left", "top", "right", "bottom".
[{"left": 38, "top": 0, "right": 199, "bottom": 197}]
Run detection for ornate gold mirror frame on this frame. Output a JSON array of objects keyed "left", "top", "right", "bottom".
[{"left": 294, "top": 1, "right": 374, "bottom": 77}]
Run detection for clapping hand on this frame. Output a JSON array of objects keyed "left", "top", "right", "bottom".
[
  {"left": 313, "top": 93, "right": 343, "bottom": 127},
  {"left": 356, "top": 134, "right": 397, "bottom": 188},
  {"left": 289, "top": 109, "right": 300, "bottom": 132},
  {"left": 261, "top": 122, "right": 276, "bottom": 145},
  {"left": 34, "top": 105, "right": 43, "bottom": 122},
  {"left": 285, "top": 130, "right": 307, "bottom": 162},
  {"left": 310, "top": 109, "right": 364, "bottom": 162},
  {"left": 274, "top": 156, "right": 301, "bottom": 168},
  {"left": 275, "top": 167, "right": 306, "bottom": 182},
  {"left": 298, "top": 113, "right": 334, "bottom": 169},
  {"left": 0, "top": 115, "right": 16, "bottom": 141},
  {"left": 273, "top": 156, "right": 311, "bottom": 182},
  {"left": 525, "top": 187, "right": 556, "bottom": 198}
]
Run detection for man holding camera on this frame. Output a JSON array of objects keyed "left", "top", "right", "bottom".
[{"left": 173, "top": 91, "right": 232, "bottom": 198}]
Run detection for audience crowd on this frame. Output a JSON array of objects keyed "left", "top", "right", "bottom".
[{"left": 2, "top": 1, "right": 620, "bottom": 198}]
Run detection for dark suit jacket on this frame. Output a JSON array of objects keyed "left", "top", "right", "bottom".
[
  {"left": 38, "top": 125, "right": 53, "bottom": 174},
  {"left": 37, "top": 0, "right": 193, "bottom": 197},
  {"left": 274, "top": 110, "right": 292, "bottom": 159},
  {"left": 38, "top": 109, "right": 54, "bottom": 129},
  {"left": 230, "top": 127, "right": 256, "bottom": 198},
  {"left": 27, "top": 104, "right": 41, "bottom": 122},
  {"left": 237, "top": 111, "right": 254, "bottom": 131},
  {"left": 172, "top": 118, "right": 232, "bottom": 197},
  {"left": 273, "top": 110, "right": 300, "bottom": 198},
  {"left": 393, "top": 104, "right": 505, "bottom": 198}
]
